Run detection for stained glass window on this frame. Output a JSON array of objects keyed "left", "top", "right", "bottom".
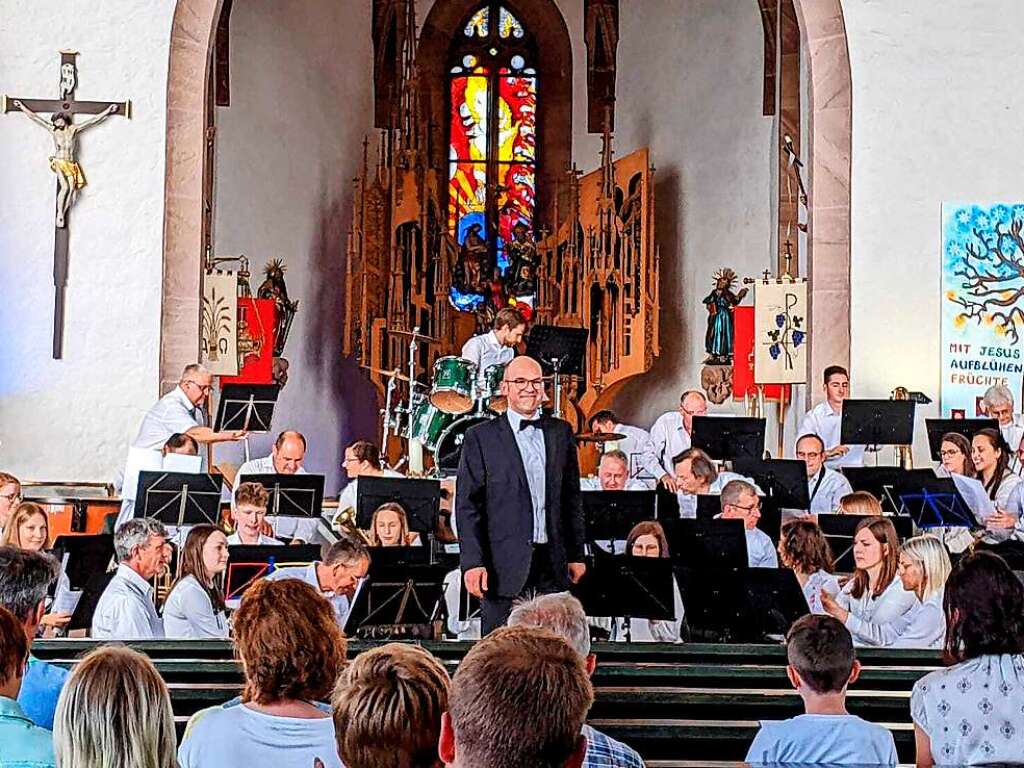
[{"left": 448, "top": 3, "right": 536, "bottom": 311}]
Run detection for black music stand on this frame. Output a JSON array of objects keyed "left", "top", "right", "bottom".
[
  {"left": 840, "top": 466, "right": 907, "bottom": 513},
  {"left": 51, "top": 534, "right": 115, "bottom": 592},
  {"left": 691, "top": 416, "right": 766, "bottom": 461},
  {"left": 525, "top": 325, "right": 589, "bottom": 378},
  {"left": 356, "top": 476, "right": 440, "bottom": 534},
  {"left": 694, "top": 494, "right": 724, "bottom": 522},
  {"left": 733, "top": 458, "right": 810, "bottom": 510},
  {"left": 660, "top": 518, "right": 749, "bottom": 570},
  {"left": 242, "top": 473, "right": 324, "bottom": 518},
  {"left": 68, "top": 570, "right": 116, "bottom": 633},
  {"left": 344, "top": 558, "right": 449, "bottom": 640},
  {"left": 214, "top": 384, "right": 280, "bottom": 432},
  {"left": 894, "top": 471, "right": 978, "bottom": 530},
  {"left": 135, "top": 471, "right": 223, "bottom": 529},
  {"left": 225, "top": 543, "right": 322, "bottom": 601},
  {"left": 572, "top": 550, "right": 675, "bottom": 641},
  {"left": 818, "top": 514, "right": 914, "bottom": 573},
  {"left": 925, "top": 418, "right": 999, "bottom": 461},
  {"left": 840, "top": 399, "right": 915, "bottom": 447},
  {"left": 655, "top": 485, "right": 681, "bottom": 518},
  {"left": 582, "top": 490, "right": 657, "bottom": 541}
]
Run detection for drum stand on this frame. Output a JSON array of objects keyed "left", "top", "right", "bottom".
[{"left": 550, "top": 356, "right": 564, "bottom": 418}]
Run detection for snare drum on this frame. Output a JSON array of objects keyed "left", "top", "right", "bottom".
[
  {"left": 430, "top": 356, "right": 477, "bottom": 414},
  {"left": 481, "top": 362, "right": 508, "bottom": 414},
  {"left": 406, "top": 399, "right": 454, "bottom": 452}
]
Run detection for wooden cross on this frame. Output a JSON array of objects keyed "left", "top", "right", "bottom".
[{"left": 2, "top": 51, "right": 130, "bottom": 359}]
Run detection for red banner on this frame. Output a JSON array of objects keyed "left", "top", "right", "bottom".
[
  {"left": 733, "top": 306, "right": 790, "bottom": 401},
  {"left": 220, "top": 298, "right": 276, "bottom": 385}
]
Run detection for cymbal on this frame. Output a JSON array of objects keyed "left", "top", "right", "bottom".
[
  {"left": 359, "top": 365, "right": 414, "bottom": 383},
  {"left": 575, "top": 431, "right": 626, "bottom": 444},
  {"left": 388, "top": 327, "right": 440, "bottom": 343}
]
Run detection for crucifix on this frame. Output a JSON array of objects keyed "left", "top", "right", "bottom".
[{"left": 2, "top": 51, "right": 130, "bottom": 359}]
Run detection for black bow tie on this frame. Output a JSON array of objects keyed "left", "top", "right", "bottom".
[{"left": 519, "top": 418, "right": 542, "bottom": 431}]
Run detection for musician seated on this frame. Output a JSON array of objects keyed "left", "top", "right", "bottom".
[
  {"left": 337, "top": 440, "right": 404, "bottom": 515},
  {"left": 650, "top": 389, "right": 708, "bottom": 490},
  {"left": 798, "top": 365, "right": 865, "bottom": 469},
  {"left": 0, "top": 472, "right": 22, "bottom": 538},
  {"left": 610, "top": 521, "right": 685, "bottom": 642},
  {"left": 367, "top": 502, "right": 422, "bottom": 547},
  {"left": 233, "top": 430, "right": 307, "bottom": 499},
  {"left": 227, "top": 482, "right": 282, "bottom": 546},
  {"left": 162, "top": 432, "right": 198, "bottom": 457},
  {"left": 163, "top": 525, "right": 230, "bottom": 639},
  {"left": 265, "top": 536, "right": 370, "bottom": 627},
  {"left": 837, "top": 490, "right": 883, "bottom": 516},
  {"left": 778, "top": 520, "right": 840, "bottom": 614},
  {"left": 981, "top": 384, "right": 1024, "bottom": 459},
  {"left": 0, "top": 502, "right": 49, "bottom": 553},
  {"left": 934, "top": 432, "right": 994, "bottom": 553},
  {"left": 673, "top": 448, "right": 758, "bottom": 519},
  {"left": 795, "top": 434, "right": 852, "bottom": 515},
  {"left": 460, "top": 307, "right": 525, "bottom": 379},
  {"left": 716, "top": 480, "right": 778, "bottom": 568},
  {"left": 588, "top": 410, "right": 666, "bottom": 488},
  {"left": 91, "top": 518, "right": 167, "bottom": 640},
  {"left": 580, "top": 450, "right": 648, "bottom": 491}
]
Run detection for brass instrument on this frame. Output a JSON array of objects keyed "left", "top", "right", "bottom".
[
  {"left": 891, "top": 386, "right": 914, "bottom": 469},
  {"left": 332, "top": 505, "right": 372, "bottom": 545}
]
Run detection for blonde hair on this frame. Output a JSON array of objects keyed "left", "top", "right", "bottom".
[
  {"left": 901, "top": 534, "right": 952, "bottom": 601},
  {"left": 837, "top": 491, "right": 883, "bottom": 516},
  {"left": 368, "top": 502, "right": 411, "bottom": 547},
  {"left": 0, "top": 502, "right": 49, "bottom": 550},
  {"left": 53, "top": 646, "right": 177, "bottom": 768}
]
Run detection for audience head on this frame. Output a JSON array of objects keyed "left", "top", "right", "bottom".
[
  {"left": 320, "top": 535, "right": 371, "bottom": 593},
  {"left": 848, "top": 516, "right": 899, "bottom": 599},
  {"left": 174, "top": 524, "right": 228, "bottom": 611},
  {"left": 233, "top": 481, "right": 270, "bottom": 541},
  {"left": 795, "top": 434, "right": 827, "bottom": 478},
  {"left": 672, "top": 447, "right": 717, "bottom": 494},
  {"left": 508, "top": 593, "right": 594, "bottom": 675},
  {"left": 597, "top": 450, "right": 629, "bottom": 491},
  {"left": 778, "top": 520, "right": 834, "bottom": 575},
  {"left": 720, "top": 479, "right": 761, "bottom": 530},
  {"left": 678, "top": 390, "right": 708, "bottom": 433},
  {"left": 440, "top": 625, "right": 593, "bottom": 768},
  {"left": 114, "top": 518, "right": 168, "bottom": 579},
  {"left": 588, "top": 410, "right": 618, "bottom": 434},
  {"left": 626, "top": 520, "right": 669, "bottom": 559},
  {"left": 943, "top": 551, "right": 1024, "bottom": 665},
  {"left": 0, "top": 472, "right": 22, "bottom": 530},
  {"left": 53, "top": 646, "right": 177, "bottom": 768},
  {"left": 0, "top": 546, "right": 60, "bottom": 639},
  {"left": 501, "top": 356, "right": 546, "bottom": 417},
  {"left": 332, "top": 643, "right": 450, "bottom": 768},
  {"left": 179, "top": 362, "right": 213, "bottom": 407},
  {"left": 822, "top": 365, "right": 850, "bottom": 405},
  {"left": 785, "top": 614, "right": 859, "bottom": 697},
  {"left": 344, "top": 440, "right": 383, "bottom": 479},
  {"left": 493, "top": 307, "right": 527, "bottom": 345},
  {"left": 370, "top": 502, "right": 410, "bottom": 547},
  {"left": 972, "top": 428, "right": 1011, "bottom": 488},
  {"left": 837, "top": 490, "right": 882, "bottom": 516},
  {"left": 0, "top": 604, "right": 28, "bottom": 699},
  {"left": 982, "top": 384, "right": 1016, "bottom": 426},
  {"left": 898, "top": 534, "right": 951, "bottom": 602},
  {"left": 939, "top": 432, "right": 976, "bottom": 477},
  {"left": 0, "top": 502, "right": 49, "bottom": 551},
  {"left": 273, "top": 430, "right": 307, "bottom": 474},
  {"left": 162, "top": 432, "right": 198, "bottom": 456},
  {"left": 235, "top": 578, "right": 347, "bottom": 704}
]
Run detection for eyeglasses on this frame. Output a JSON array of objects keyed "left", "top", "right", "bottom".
[
  {"left": 0, "top": 491, "right": 21, "bottom": 503},
  {"left": 184, "top": 380, "right": 213, "bottom": 393},
  {"left": 730, "top": 500, "right": 761, "bottom": 513},
  {"left": 681, "top": 406, "right": 707, "bottom": 416},
  {"left": 505, "top": 378, "right": 544, "bottom": 390},
  {"left": 939, "top": 449, "right": 961, "bottom": 458}
]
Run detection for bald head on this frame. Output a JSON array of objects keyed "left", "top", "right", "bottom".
[
  {"left": 501, "top": 356, "right": 546, "bottom": 417},
  {"left": 679, "top": 390, "right": 708, "bottom": 433},
  {"left": 272, "top": 430, "right": 306, "bottom": 474}
]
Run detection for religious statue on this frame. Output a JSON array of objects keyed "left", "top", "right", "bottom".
[
  {"left": 257, "top": 258, "right": 300, "bottom": 356},
  {"left": 702, "top": 267, "right": 748, "bottom": 364},
  {"left": 505, "top": 222, "right": 539, "bottom": 296},
  {"left": 12, "top": 99, "right": 119, "bottom": 228},
  {"left": 456, "top": 224, "right": 489, "bottom": 292}
]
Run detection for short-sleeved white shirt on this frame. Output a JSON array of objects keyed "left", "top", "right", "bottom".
[{"left": 132, "top": 386, "right": 204, "bottom": 450}]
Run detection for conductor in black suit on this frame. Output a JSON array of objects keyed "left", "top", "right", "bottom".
[{"left": 456, "top": 355, "right": 587, "bottom": 634}]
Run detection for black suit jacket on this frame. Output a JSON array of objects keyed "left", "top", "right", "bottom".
[{"left": 455, "top": 413, "right": 585, "bottom": 597}]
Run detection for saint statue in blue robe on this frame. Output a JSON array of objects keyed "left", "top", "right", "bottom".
[{"left": 703, "top": 268, "right": 748, "bottom": 364}]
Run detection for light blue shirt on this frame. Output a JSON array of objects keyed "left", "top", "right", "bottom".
[
  {"left": 265, "top": 562, "right": 352, "bottom": 627},
  {"left": 745, "top": 713, "right": 897, "bottom": 766},
  {"left": 745, "top": 527, "right": 779, "bottom": 568},
  {"left": 507, "top": 409, "right": 547, "bottom": 544},
  {"left": 163, "top": 575, "right": 230, "bottom": 639},
  {"left": 17, "top": 656, "right": 68, "bottom": 730},
  {"left": 91, "top": 564, "right": 164, "bottom": 640},
  {"left": 0, "top": 695, "right": 56, "bottom": 767}
]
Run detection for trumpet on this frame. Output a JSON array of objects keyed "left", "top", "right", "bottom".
[
  {"left": 891, "top": 386, "right": 914, "bottom": 469},
  {"left": 332, "top": 506, "right": 372, "bottom": 545}
]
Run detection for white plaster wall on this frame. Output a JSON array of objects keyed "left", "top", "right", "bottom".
[
  {"left": 0, "top": 0, "right": 175, "bottom": 482},
  {"left": 212, "top": 0, "right": 376, "bottom": 493},
  {"left": 841, "top": 0, "right": 1024, "bottom": 464}
]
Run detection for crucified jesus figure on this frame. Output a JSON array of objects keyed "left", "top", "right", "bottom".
[{"left": 13, "top": 99, "right": 118, "bottom": 228}]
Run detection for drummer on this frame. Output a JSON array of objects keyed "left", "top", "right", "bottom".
[{"left": 460, "top": 307, "right": 526, "bottom": 382}]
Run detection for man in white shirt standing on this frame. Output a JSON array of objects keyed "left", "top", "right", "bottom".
[
  {"left": 981, "top": 384, "right": 1024, "bottom": 460},
  {"left": 91, "top": 518, "right": 168, "bottom": 639},
  {"left": 718, "top": 479, "right": 778, "bottom": 568},
  {"left": 460, "top": 307, "right": 526, "bottom": 382},
  {"left": 798, "top": 366, "right": 865, "bottom": 469},
  {"left": 796, "top": 434, "right": 853, "bottom": 515},
  {"left": 588, "top": 410, "right": 666, "bottom": 488},
  {"left": 580, "top": 450, "right": 648, "bottom": 491},
  {"left": 650, "top": 390, "right": 708, "bottom": 491},
  {"left": 266, "top": 536, "right": 371, "bottom": 627}
]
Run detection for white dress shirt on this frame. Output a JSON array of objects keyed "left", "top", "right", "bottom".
[
  {"left": 460, "top": 331, "right": 514, "bottom": 381},
  {"left": 845, "top": 588, "right": 945, "bottom": 649},
  {"left": 603, "top": 423, "right": 664, "bottom": 483},
  {"left": 676, "top": 471, "right": 760, "bottom": 519},
  {"left": 507, "top": 409, "right": 548, "bottom": 543},
  {"left": 1000, "top": 415, "right": 1024, "bottom": 453},
  {"left": 265, "top": 562, "right": 352, "bottom": 627},
  {"left": 443, "top": 568, "right": 481, "bottom": 640},
  {"left": 91, "top": 564, "right": 164, "bottom": 640},
  {"left": 226, "top": 532, "right": 283, "bottom": 546},
  {"left": 649, "top": 411, "right": 691, "bottom": 475},
  {"left": 132, "top": 386, "right": 204, "bottom": 451},
  {"left": 233, "top": 455, "right": 309, "bottom": 501},
  {"left": 163, "top": 575, "right": 229, "bottom": 639},
  {"left": 799, "top": 401, "right": 865, "bottom": 469},
  {"left": 579, "top": 477, "right": 649, "bottom": 491},
  {"left": 802, "top": 569, "right": 841, "bottom": 614},
  {"left": 807, "top": 466, "right": 853, "bottom": 514},
  {"left": 835, "top": 576, "right": 917, "bottom": 647},
  {"left": 745, "top": 527, "right": 779, "bottom": 568}
]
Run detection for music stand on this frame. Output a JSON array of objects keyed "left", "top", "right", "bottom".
[
  {"left": 691, "top": 416, "right": 766, "bottom": 461},
  {"left": 694, "top": 494, "right": 723, "bottom": 522},
  {"left": 135, "top": 471, "right": 223, "bottom": 529},
  {"left": 225, "top": 544, "right": 322, "bottom": 602},
  {"left": 925, "top": 418, "right": 999, "bottom": 461},
  {"left": 582, "top": 490, "right": 657, "bottom": 541},
  {"left": 840, "top": 399, "right": 915, "bottom": 446},
  {"left": 733, "top": 458, "right": 810, "bottom": 510},
  {"left": 840, "top": 466, "right": 908, "bottom": 513},
  {"left": 242, "top": 473, "right": 324, "bottom": 518},
  {"left": 356, "top": 476, "right": 440, "bottom": 534},
  {"left": 69, "top": 570, "right": 116, "bottom": 633},
  {"left": 214, "top": 384, "right": 280, "bottom": 433},
  {"left": 344, "top": 558, "right": 449, "bottom": 640},
  {"left": 572, "top": 550, "right": 675, "bottom": 639},
  {"left": 894, "top": 471, "right": 978, "bottom": 530},
  {"left": 525, "top": 325, "right": 589, "bottom": 416},
  {"left": 51, "top": 535, "right": 115, "bottom": 592},
  {"left": 818, "top": 514, "right": 914, "bottom": 572},
  {"left": 654, "top": 486, "right": 681, "bottom": 519},
  {"left": 660, "top": 518, "right": 749, "bottom": 570}
]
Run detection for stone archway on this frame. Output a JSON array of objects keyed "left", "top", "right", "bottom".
[{"left": 159, "top": 0, "right": 853, "bottom": 390}]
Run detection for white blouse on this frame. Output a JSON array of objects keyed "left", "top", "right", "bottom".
[
  {"left": 163, "top": 575, "right": 229, "bottom": 639},
  {"left": 845, "top": 588, "right": 945, "bottom": 649},
  {"left": 835, "top": 575, "right": 917, "bottom": 647}
]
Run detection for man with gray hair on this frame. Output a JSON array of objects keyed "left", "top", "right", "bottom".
[
  {"left": 508, "top": 593, "right": 645, "bottom": 768},
  {"left": 718, "top": 479, "right": 778, "bottom": 568},
  {"left": 91, "top": 518, "right": 168, "bottom": 639},
  {"left": 0, "top": 546, "right": 67, "bottom": 729},
  {"left": 981, "top": 384, "right": 1024, "bottom": 456}
]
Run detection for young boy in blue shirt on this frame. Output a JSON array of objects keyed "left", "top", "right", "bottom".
[
  {"left": 745, "top": 614, "right": 898, "bottom": 766},
  {"left": 0, "top": 604, "right": 55, "bottom": 767}
]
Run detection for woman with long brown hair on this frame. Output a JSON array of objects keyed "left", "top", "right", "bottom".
[
  {"left": 777, "top": 520, "right": 839, "bottom": 614},
  {"left": 163, "top": 524, "right": 229, "bottom": 638},
  {"left": 972, "top": 428, "right": 1021, "bottom": 508}
]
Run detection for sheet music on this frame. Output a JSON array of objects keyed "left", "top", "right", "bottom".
[{"left": 51, "top": 555, "right": 82, "bottom": 615}]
